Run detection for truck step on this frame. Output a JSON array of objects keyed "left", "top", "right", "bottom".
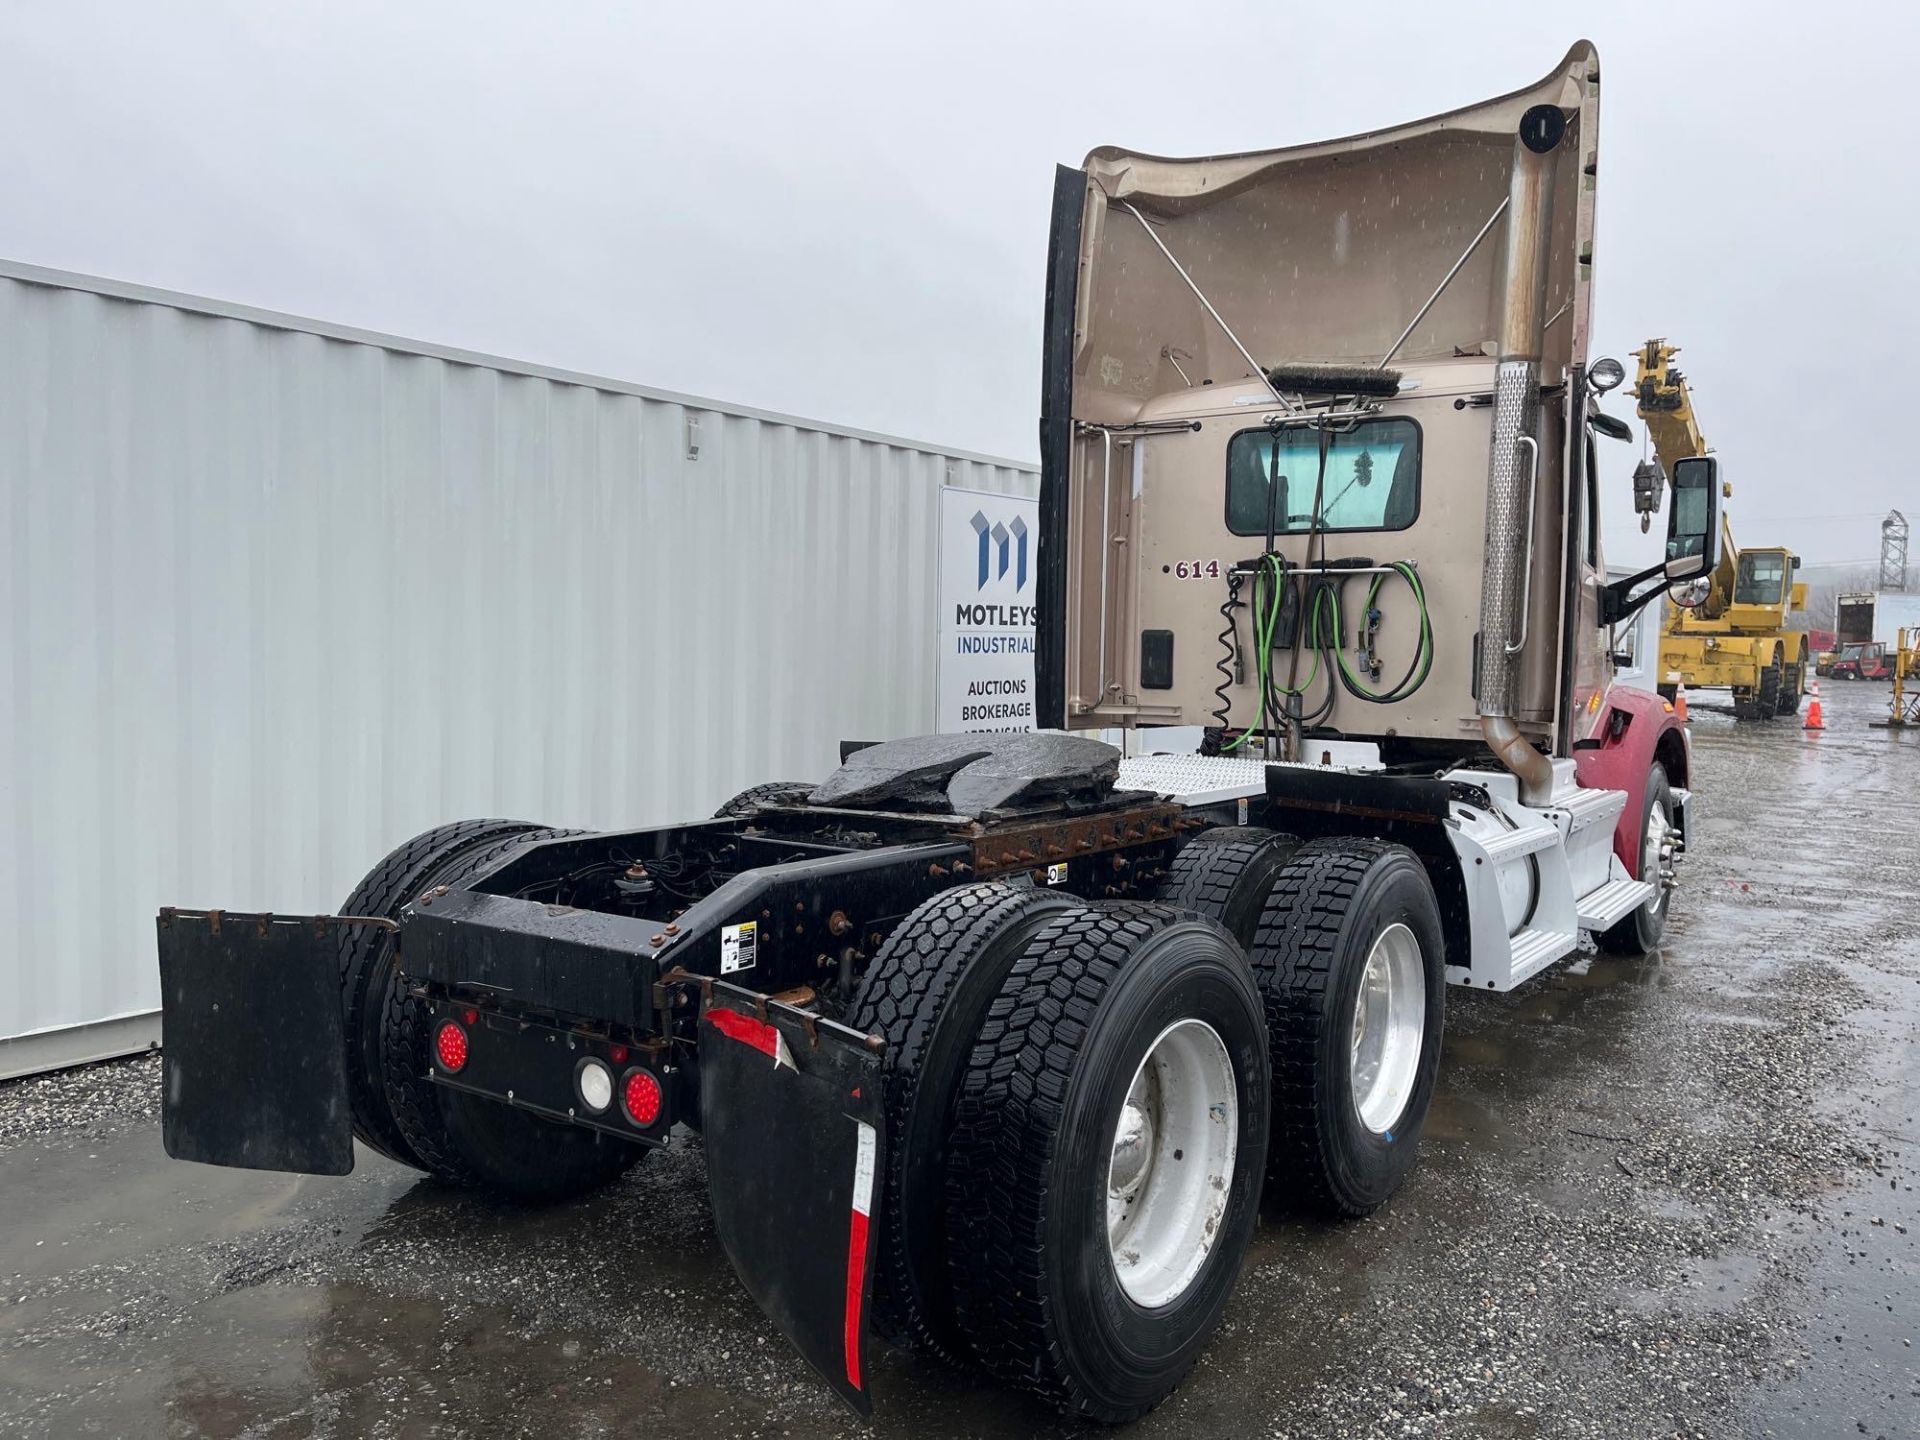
[
  {"left": 1575, "top": 876, "right": 1655, "bottom": 932},
  {"left": 1475, "top": 821, "right": 1565, "bottom": 863},
  {"left": 1507, "top": 926, "right": 1578, "bottom": 988}
]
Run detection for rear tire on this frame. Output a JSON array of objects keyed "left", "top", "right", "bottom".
[
  {"left": 1597, "top": 765, "right": 1675, "bottom": 955},
  {"left": 847, "top": 882, "right": 1078, "bottom": 1360},
  {"left": 1156, "top": 826, "right": 1301, "bottom": 949},
  {"left": 381, "top": 826, "right": 646, "bottom": 1202},
  {"left": 336, "top": 819, "right": 547, "bottom": 1167},
  {"left": 1740, "top": 652, "right": 1783, "bottom": 720},
  {"left": 946, "top": 904, "right": 1269, "bottom": 1423},
  {"left": 1776, "top": 659, "right": 1805, "bottom": 716},
  {"left": 714, "top": 781, "right": 814, "bottom": 818},
  {"left": 1248, "top": 839, "right": 1446, "bottom": 1218}
]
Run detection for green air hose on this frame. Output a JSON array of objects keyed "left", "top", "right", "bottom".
[
  {"left": 1217, "top": 557, "right": 1432, "bottom": 747},
  {"left": 1317, "top": 561, "right": 1434, "bottom": 705}
]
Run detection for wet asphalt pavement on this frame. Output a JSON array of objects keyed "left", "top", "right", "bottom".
[{"left": 3, "top": 680, "right": 1916, "bottom": 1439}]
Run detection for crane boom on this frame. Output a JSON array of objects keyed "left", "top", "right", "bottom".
[
  {"left": 1641, "top": 337, "right": 1810, "bottom": 718},
  {"left": 1635, "top": 339, "right": 1738, "bottom": 620}
]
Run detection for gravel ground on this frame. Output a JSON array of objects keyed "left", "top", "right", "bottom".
[{"left": 1, "top": 679, "right": 1914, "bottom": 1438}]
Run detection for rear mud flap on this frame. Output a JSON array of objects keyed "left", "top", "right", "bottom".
[
  {"left": 697, "top": 982, "right": 886, "bottom": 1417},
  {"left": 156, "top": 909, "right": 362, "bottom": 1176}
]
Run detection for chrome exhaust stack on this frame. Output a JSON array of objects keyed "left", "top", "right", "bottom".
[{"left": 1477, "top": 105, "right": 1566, "bottom": 804}]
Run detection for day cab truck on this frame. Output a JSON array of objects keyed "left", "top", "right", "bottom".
[{"left": 155, "top": 41, "right": 1716, "bottom": 1424}]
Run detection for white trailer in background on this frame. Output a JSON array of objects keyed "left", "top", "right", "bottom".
[
  {"left": 0, "top": 259, "right": 1035, "bottom": 1079},
  {"left": 1868, "top": 592, "right": 1920, "bottom": 648}
]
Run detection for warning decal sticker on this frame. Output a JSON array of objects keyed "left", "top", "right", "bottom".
[{"left": 720, "top": 921, "right": 758, "bottom": 974}]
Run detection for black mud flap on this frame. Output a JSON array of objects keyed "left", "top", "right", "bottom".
[
  {"left": 697, "top": 982, "right": 886, "bottom": 1417},
  {"left": 156, "top": 908, "right": 360, "bottom": 1176}
]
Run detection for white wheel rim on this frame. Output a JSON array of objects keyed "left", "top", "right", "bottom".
[
  {"left": 1350, "top": 922, "right": 1425, "bottom": 1135},
  {"left": 1106, "top": 1018, "right": 1239, "bottom": 1309}
]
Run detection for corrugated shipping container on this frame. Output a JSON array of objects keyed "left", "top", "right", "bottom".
[{"left": 0, "top": 260, "right": 1036, "bottom": 1078}]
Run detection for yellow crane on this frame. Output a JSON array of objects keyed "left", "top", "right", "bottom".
[{"left": 1640, "top": 340, "right": 1809, "bottom": 719}]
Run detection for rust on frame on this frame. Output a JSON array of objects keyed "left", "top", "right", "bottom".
[{"left": 968, "top": 801, "right": 1190, "bottom": 878}]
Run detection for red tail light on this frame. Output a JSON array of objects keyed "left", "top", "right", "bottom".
[
  {"left": 622, "top": 1068, "right": 662, "bottom": 1128},
  {"left": 434, "top": 1020, "right": 469, "bottom": 1073}
]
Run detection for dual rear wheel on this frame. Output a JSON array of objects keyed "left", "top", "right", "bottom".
[
  {"left": 1158, "top": 828, "right": 1446, "bottom": 1215},
  {"left": 336, "top": 820, "right": 644, "bottom": 1202},
  {"left": 344, "top": 820, "right": 1446, "bottom": 1420},
  {"left": 852, "top": 830, "right": 1446, "bottom": 1421}
]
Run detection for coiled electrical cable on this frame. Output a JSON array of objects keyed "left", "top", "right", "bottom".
[{"left": 1212, "top": 571, "right": 1245, "bottom": 735}]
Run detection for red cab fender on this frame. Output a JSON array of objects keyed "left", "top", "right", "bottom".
[{"left": 1571, "top": 685, "right": 1690, "bottom": 877}]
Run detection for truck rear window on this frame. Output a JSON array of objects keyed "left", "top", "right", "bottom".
[{"left": 1225, "top": 418, "right": 1420, "bottom": 536}]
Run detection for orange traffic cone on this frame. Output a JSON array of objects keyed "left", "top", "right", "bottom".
[
  {"left": 1672, "top": 679, "right": 1690, "bottom": 724},
  {"left": 1803, "top": 676, "right": 1825, "bottom": 732}
]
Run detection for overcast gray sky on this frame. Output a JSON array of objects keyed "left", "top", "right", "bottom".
[{"left": 2, "top": 0, "right": 1913, "bottom": 569}]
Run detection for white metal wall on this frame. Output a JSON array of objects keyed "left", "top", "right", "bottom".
[{"left": 0, "top": 261, "right": 1036, "bottom": 1076}]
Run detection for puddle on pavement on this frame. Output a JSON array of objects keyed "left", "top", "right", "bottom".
[{"left": 1620, "top": 1250, "right": 1770, "bottom": 1318}]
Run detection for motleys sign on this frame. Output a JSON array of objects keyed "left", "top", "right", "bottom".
[{"left": 937, "top": 486, "right": 1039, "bottom": 733}]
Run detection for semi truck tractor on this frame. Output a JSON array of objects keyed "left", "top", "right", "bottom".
[{"left": 155, "top": 40, "right": 1712, "bottom": 1424}]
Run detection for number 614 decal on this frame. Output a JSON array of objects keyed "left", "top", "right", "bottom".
[{"left": 1165, "top": 560, "right": 1223, "bottom": 579}]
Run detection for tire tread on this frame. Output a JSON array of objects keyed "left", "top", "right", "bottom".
[
  {"left": 1249, "top": 836, "right": 1395, "bottom": 1216},
  {"left": 378, "top": 827, "right": 615, "bottom": 1191},
  {"left": 946, "top": 901, "right": 1179, "bottom": 1419},
  {"left": 846, "top": 881, "right": 1076, "bottom": 1359},
  {"left": 1156, "top": 826, "right": 1299, "bottom": 947},
  {"left": 336, "top": 819, "right": 543, "bottom": 1165},
  {"left": 714, "top": 782, "right": 814, "bottom": 818}
]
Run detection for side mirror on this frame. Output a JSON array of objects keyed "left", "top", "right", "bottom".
[
  {"left": 1664, "top": 455, "right": 1723, "bottom": 581},
  {"left": 1588, "top": 410, "right": 1633, "bottom": 442}
]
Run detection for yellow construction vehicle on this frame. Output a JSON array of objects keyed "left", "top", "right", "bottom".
[
  {"left": 1640, "top": 340, "right": 1810, "bottom": 719},
  {"left": 1870, "top": 628, "right": 1920, "bottom": 730}
]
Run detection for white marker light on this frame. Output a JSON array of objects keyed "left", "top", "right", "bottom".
[{"left": 578, "top": 1059, "right": 614, "bottom": 1113}]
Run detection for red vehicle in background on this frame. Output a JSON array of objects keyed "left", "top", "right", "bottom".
[{"left": 1831, "top": 642, "right": 1893, "bottom": 680}]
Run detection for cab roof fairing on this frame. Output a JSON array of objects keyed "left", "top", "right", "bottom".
[{"left": 1067, "top": 42, "right": 1600, "bottom": 427}]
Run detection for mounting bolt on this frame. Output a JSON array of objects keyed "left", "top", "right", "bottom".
[{"left": 828, "top": 911, "right": 853, "bottom": 937}]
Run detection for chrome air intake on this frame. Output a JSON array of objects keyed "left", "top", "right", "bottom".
[{"left": 1477, "top": 105, "right": 1565, "bottom": 802}]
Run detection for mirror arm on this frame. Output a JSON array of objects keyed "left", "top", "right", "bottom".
[{"left": 1602, "top": 561, "right": 1670, "bottom": 626}]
